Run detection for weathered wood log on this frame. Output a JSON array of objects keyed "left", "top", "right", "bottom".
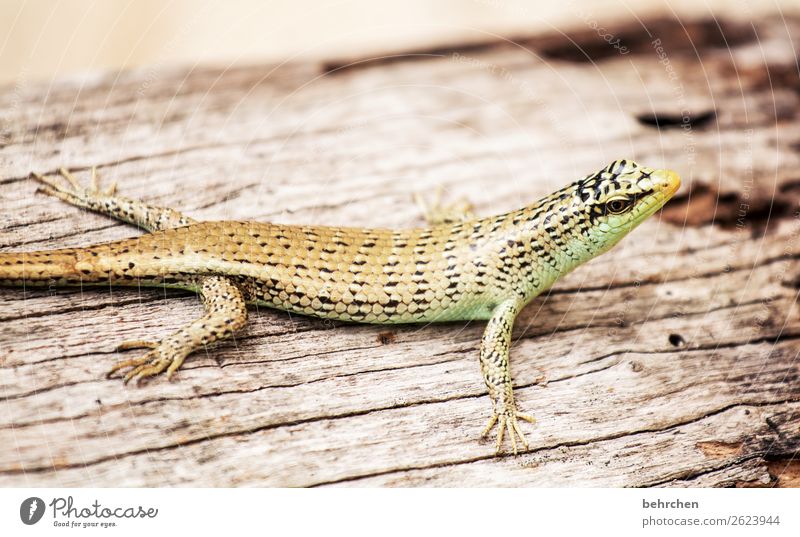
[{"left": 1, "top": 14, "right": 799, "bottom": 487}]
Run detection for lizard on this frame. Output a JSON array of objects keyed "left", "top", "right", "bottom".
[{"left": 0, "top": 159, "right": 680, "bottom": 454}]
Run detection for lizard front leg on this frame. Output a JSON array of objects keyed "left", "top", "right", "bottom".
[
  {"left": 479, "top": 299, "right": 536, "bottom": 455},
  {"left": 414, "top": 185, "right": 475, "bottom": 225},
  {"left": 107, "top": 276, "right": 248, "bottom": 384}
]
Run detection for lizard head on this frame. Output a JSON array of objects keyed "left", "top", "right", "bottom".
[{"left": 574, "top": 159, "right": 680, "bottom": 255}]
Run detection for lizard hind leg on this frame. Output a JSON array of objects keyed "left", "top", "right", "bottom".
[
  {"left": 32, "top": 167, "right": 249, "bottom": 381},
  {"left": 107, "top": 276, "right": 248, "bottom": 385},
  {"left": 30, "top": 167, "right": 194, "bottom": 232}
]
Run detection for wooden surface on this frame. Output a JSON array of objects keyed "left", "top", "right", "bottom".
[{"left": 1, "top": 14, "right": 800, "bottom": 487}]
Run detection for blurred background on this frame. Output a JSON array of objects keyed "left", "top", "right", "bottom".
[{"left": 1, "top": 0, "right": 797, "bottom": 84}]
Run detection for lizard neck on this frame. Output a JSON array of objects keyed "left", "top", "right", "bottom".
[{"left": 483, "top": 194, "right": 603, "bottom": 302}]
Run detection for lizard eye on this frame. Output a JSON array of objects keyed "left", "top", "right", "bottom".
[{"left": 605, "top": 197, "right": 633, "bottom": 215}]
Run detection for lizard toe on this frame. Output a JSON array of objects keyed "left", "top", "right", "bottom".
[{"left": 481, "top": 406, "right": 536, "bottom": 456}]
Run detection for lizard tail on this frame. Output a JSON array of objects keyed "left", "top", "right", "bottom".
[{"left": 0, "top": 248, "right": 105, "bottom": 286}]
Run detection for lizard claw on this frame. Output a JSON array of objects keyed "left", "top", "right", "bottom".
[
  {"left": 481, "top": 406, "right": 536, "bottom": 455},
  {"left": 108, "top": 340, "right": 187, "bottom": 385},
  {"left": 31, "top": 166, "right": 110, "bottom": 204},
  {"left": 115, "top": 340, "right": 159, "bottom": 351}
]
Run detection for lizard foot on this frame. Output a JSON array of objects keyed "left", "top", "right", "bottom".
[
  {"left": 481, "top": 406, "right": 536, "bottom": 455},
  {"left": 414, "top": 185, "right": 474, "bottom": 225},
  {"left": 107, "top": 339, "right": 187, "bottom": 385},
  {"left": 31, "top": 167, "right": 116, "bottom": 205}
]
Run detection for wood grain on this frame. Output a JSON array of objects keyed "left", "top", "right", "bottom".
[{"left": 1, "top": 14, "right": 799, "bottom": 487}]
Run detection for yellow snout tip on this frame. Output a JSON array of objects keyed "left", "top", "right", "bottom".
[{"left": 659, "top": 169, "right": 681, "bottom": 197}]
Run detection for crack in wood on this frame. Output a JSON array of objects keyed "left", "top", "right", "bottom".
[{"left": 309, "top": 399, "right": 800, "bottom": 487}]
